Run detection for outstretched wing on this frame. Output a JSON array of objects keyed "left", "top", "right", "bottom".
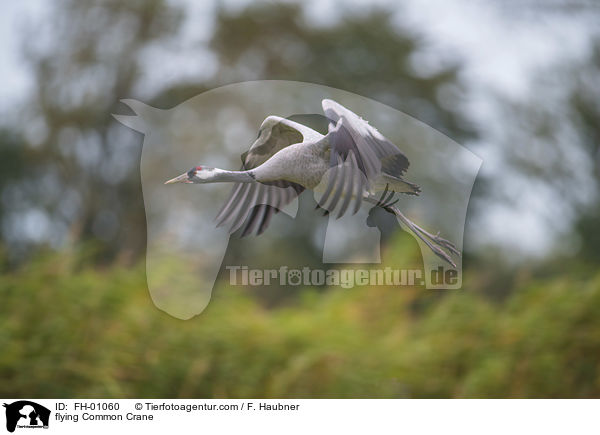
[
  {"left": 317, "top": 99, "right": 416, "bottom": 217},
  {"left": 215, "top": 117, "right": 320, "bottom": 236},
  {"left": 241, "top": 116, "right": 322, "bottom": 169},
  {"left": 322, "top": 99, "right": 410, "bottom": 178}
]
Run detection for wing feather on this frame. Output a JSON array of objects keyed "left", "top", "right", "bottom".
[
  {"left": 322, "top": 99, "right": 410, "bottom": 178},
  {"left": 217, "top": 117, "right": 314, "bottom": 236},
  {"left": 240, "top": 185, "right": 267, "bottom": 237}
]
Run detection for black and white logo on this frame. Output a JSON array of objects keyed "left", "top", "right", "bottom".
[{"left": 3, "top": 401, "right": 50, "bottom": 433}]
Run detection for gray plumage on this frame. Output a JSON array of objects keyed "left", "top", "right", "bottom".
[{"left": 165, "top": 99, "right": 458, "bottom": 266}]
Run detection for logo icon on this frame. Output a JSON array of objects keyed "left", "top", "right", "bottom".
[
  {"left": 3, "top": 401, "right": 50, "bottom": 433},
  {"left": 113, "top": 81, "right": 481, "bottom": 319}
]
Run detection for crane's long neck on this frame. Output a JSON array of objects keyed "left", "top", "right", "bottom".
[{"left": 205, "top": 168, "right": 255, "bottom": 183}]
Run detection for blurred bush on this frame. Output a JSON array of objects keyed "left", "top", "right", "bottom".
[{"left": 1, "top": 248, "right": 598, "bottom": 398}]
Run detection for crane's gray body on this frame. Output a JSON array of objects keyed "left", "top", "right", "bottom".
[{"left": 252, "top": 137, "right": 331, "bottom": 190}]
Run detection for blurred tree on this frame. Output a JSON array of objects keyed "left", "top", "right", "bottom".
[
  {"left": 473, "top": 36, "right": 600, "bottom": 264},
  {"left": 164, "top": 3, "right": 472, "bottom": 142},
  {"left": 3, "top": 0, "right": 182, "bottom": 262},
  {"left": 571, "top": 42, "right": 600, "bottom": 263},
  {"left": 5, "top": 1, "right": 472, "bottom": 267}
]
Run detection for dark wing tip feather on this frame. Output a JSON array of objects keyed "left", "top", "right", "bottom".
[{"left": 218, "top": 181, "right": 304, "bottom": 237}]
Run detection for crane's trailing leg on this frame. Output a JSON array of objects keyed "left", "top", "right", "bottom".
[{"left": 366, "top": 193, "right": 459, "bottom": 267}]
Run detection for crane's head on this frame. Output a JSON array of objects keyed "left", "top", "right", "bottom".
[{"left": 164, "top": 166, "right": 214, "bottom": 184}]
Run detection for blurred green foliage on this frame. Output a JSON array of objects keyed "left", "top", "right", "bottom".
[{"left": 1, "top": 248, "right": 598, "bottom": 398}]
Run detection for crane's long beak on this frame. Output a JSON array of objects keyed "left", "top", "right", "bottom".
[{"left": 164, "top": 173, "right": 191, "bottom": 184}]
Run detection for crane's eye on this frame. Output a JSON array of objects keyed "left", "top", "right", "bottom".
[{"left": 187, "top": 168, "right": 197, "bottom": 178}]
